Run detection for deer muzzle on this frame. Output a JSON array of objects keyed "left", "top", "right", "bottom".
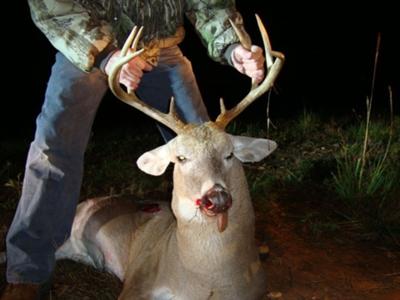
[{"left": 199, "top": 184, "right": 232, "bottom": 233}]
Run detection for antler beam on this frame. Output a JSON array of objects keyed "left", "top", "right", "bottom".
[
  {"left": 215, "top": 15, "right": 285, "bottom": 129},
  {"left": 108, "top": 26, "right": 186, "bottom": 134}
]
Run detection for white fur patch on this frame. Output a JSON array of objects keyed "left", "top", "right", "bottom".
[
  {"left": 152, "top": 287, "right": 174, "bottom": 300},
  {"left": 230, "top": 135, "right": 277, "bottom": 162},
  {"left": 137, "top": 143, "right": 172, "bottom": 176},
  {"left": 175, "top": 197, "right": 203, "bottom": 223}
]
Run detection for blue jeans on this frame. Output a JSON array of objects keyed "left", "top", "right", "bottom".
[{"left": 6, "top": 47, "right": 209, "bottom": 283}]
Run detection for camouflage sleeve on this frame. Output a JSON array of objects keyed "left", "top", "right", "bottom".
[
  {"left": 184, "top": 0, "right": 250, "bottom": 64},
  {"left": 28, "top": 0, "right": 116, "bottom": 72}
]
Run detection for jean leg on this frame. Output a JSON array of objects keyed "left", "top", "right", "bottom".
[
  {"left": 6, "top": 53, "right": 108, "bottom": 283},
  {"left": 136, "top": 47, "right": 209, "bottom": 141}
]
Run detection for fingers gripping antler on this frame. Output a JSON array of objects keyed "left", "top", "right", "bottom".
[
  {"left": 216, "top": 15, "right": 285, "bottom": 129},
  {"left": 108, "top": 26, "right": 186, "bottom": 134}
]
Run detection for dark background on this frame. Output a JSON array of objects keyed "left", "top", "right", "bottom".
[{"left": 2, "top": 1, "right": 398, "bottom": 139}]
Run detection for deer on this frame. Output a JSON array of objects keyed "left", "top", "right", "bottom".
[{"left": 55, "top": 15, "right": 284, "bottom": 300}]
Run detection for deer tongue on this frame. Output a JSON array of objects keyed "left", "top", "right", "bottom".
[{"left": 217, "top": 212, "right": 228, "bottom": 232}]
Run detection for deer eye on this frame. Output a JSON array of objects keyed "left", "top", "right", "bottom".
[
  {"left": 225, "top": 152, "right": 234, "bottom": 160},
  {"left": 176, "top": 155, "right": 186, "bottom": 162}
]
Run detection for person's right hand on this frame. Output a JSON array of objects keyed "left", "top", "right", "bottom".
[{"left": 105, "top": 50, "right": 153, "bottom": 90}]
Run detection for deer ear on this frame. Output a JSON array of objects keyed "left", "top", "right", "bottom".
[
  {"left": 137, "top": 143, "right": 171, "bottom": 176},
  {"left": 230, "top": 135, "right": 277, "bottom": 163}
]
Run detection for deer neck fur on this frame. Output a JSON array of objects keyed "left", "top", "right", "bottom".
[{"left": 171, "top": 161, "right": 258, "bottom": 276}]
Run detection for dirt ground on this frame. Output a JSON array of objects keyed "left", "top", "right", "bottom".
[
  {"left": 258, "top": 197, "right": 400, "bottom": 300},
  {"left": 1, "top": 193, "right": 399, "bottom": 300}
]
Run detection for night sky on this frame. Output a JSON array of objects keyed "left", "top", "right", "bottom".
[{"left": 3, "top": 1, "right": 397, "bottom": 138}]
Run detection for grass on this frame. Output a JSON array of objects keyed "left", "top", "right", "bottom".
[
  {"left": 81, "top": 127, "right": 172, "bottom": 200},
  {"left": 331, "top": 114, "right": 400, "bottom": 244},
  {"left": 332, "top": 135, "right": 398, "bottom": 200},
  {"left": 0, "top": 138, "right": 31, "bottom": 211},
  {"left": 300, "top": 212, "right": 340, "bottom": 238},
  {"left": 328, "top": 33, "right": 399, "bottom": 244},
  {"left": 229, "top": 106, "right": 400, "bottom": 245}
]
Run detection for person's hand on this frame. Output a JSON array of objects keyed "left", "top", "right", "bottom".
[
  {"left": 231, "top": 45, "right": 265, "bottom": 84},
  {"left": 105, "top": 50, "right": 153, "bottom": 90}
]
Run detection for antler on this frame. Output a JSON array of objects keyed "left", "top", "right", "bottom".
[
  {"left": 108, "top": 26, "right": 186, "bottom": 134},
  {"left": 215, "top": 14, "right": 285, "bottom": 129}
]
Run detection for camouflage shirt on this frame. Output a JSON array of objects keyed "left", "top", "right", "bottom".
[{"left": 28, "top": 0, "right": 250, "bottom": 72}]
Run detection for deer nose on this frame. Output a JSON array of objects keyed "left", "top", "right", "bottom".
[{"left": 200, "top": 184, "right": 232, "bottom": 214}]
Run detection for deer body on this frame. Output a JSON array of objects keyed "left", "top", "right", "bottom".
[{"left": 57, "top": 124, "right": 273, "bottom": 299}]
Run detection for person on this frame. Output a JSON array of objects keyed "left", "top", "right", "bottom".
[{"left": 1, "top": 0, "right": 265, "bottom": 298}]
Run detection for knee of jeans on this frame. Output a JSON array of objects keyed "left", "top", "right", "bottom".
[
  {"left": 28, "top": 148, "right": 75, "bottom": 182},
  {"left": 46, "top": 66, "right": 106, "bottom": 113}
]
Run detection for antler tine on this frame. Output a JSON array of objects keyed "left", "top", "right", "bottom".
[
  {"left": 219, "top": 98, "right": 227, "bottom": 114},
  {"left": 228, "top": 18, "right": 252, "bottom": 49},
  {"left": 131, "top": 26, "right": 143, "bottom": 51},
  {"left": 255, "top": 14, "right": 274, "bottom": 70},
  {"left": 121, "top": 26, "right": 138, "bottom": 56},
  {"left": 215, "top": 14, "right": 285, "bottom": 129},
  {"left": 108, "top": 26, "right": 186, "bottom": 134}
]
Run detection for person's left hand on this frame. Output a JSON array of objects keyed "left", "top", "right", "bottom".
[
  {"left": 105, "top": 50, "right": 153, "bottom": 91},
  {"left": 231, "top": 45, "right": 265, "bottom": 84}
]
